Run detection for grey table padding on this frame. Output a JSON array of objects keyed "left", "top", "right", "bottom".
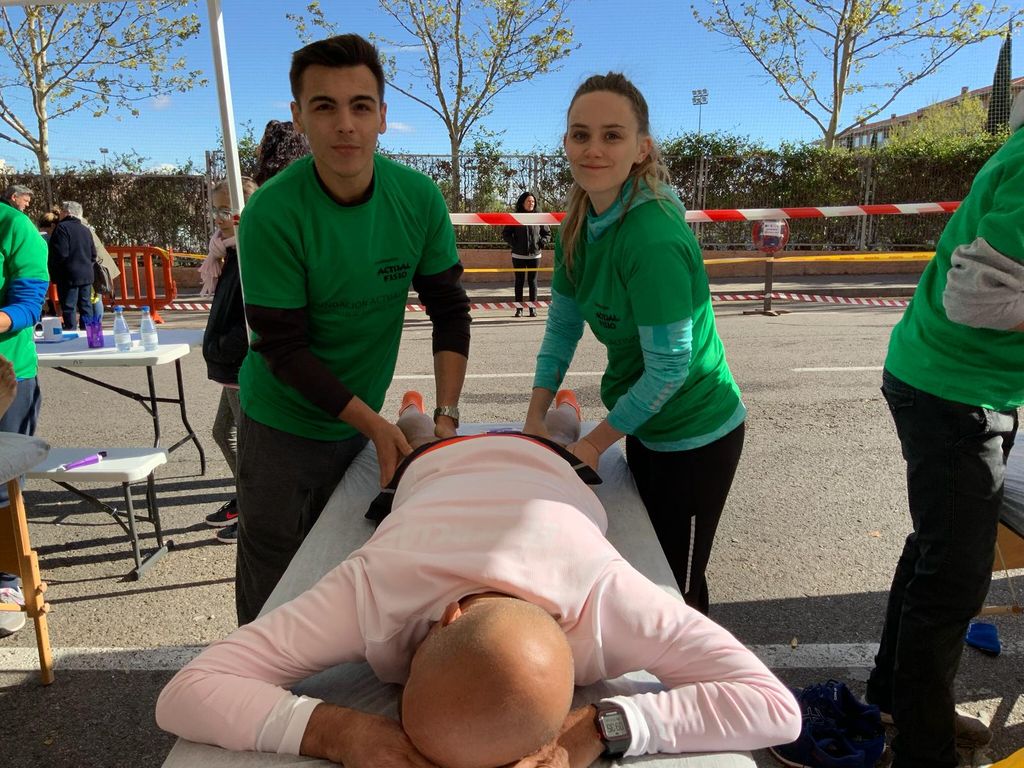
[
  {"left": 1003, "top": 445, "right": 1024, "bottom": 538},
  {"left": 0, "top": 432, "right": 49, "bottom": 485},
  {"left": 163, "top": 425, "right": 754, "bottom": 768}
]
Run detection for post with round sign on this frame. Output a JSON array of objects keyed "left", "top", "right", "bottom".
[{"left": 748, "top": 219, "right": 791, "bottom": 315}]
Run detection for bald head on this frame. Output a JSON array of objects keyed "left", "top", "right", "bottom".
[{"left": 401, "top": 598, "right": 575, "bottom": 768}]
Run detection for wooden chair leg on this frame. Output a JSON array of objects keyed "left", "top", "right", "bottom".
[{"left": 4, "top": 478, "right": 54, "bottom": 684}]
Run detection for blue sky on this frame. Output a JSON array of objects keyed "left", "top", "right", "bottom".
[{"left": 0, "top": 0, "right": 1016, "bottom": 172}]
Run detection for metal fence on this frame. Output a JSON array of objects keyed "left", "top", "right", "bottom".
[{"left": 7, "top": 145, "right": 995, "bottom": 255}]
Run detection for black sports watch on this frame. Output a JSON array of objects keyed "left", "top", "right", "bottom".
[
  {"left": 433, "top": 405, "right": 460, "bottom": 428},
  {"left": 594, "top": 701, "right": 631, "bottom": 758}
]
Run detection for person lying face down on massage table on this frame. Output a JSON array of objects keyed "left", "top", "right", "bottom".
[{"left": 156, "top": 391, "right": 801, "bottom": 768}]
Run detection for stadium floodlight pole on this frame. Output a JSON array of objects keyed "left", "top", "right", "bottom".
[{"left": 691, "top": 88, "right": 709, "bottom": 137}]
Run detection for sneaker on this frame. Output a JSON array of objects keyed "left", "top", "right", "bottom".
[
  {"left": 528, "top": 307, "right": 537, "bottom": 318},
  {"left": 215, "top": 522, "right": 238, "bottom": 544},
  {"left": 798, "top": 680, "right": 884, "bottom": 768},
  {"left": 514, "top": 308, "right": 523, "bottom": 318},
  {"left": 555, "top": 389, "right": 581, "bottom": 421},
  {"left": 0, "top": 584, "right": 27, "bottom": 638},
  {"left": 400, "top": 390, "right": 425, "bottom": 416},
  {"left": 769, "top": 714, "right": 866, "bottom": 768},
  {"left": 877, "top": 710, "right": 992, "bottom": 748},
  {"left": 205, "top": 498, "right": 238, "bottom": 528}
]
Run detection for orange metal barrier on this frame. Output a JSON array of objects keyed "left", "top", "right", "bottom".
[
  {"left": 106, "top": 246, "right": 177, "bottom": 323},
  {"left": 46, "top": 245, "right": 177, "bottom": 324}
]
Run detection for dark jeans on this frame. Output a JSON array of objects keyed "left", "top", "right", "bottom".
[
  {"left": 866, "top": 370, "right": 1017, "bottom": 768},
  {"left": 234, "top": 409, "right": 367, "bottom": 625},
  {"left": 512, "top": 256, "right": 538, "bottom": 304},
  {"left": 0, "top": 376, "right": 41, "bottom": 584},
  {"left": 626, "top": 422, "right": 745, "bottom": 615},
  {"left": 57, "top": 282, "right": 94, "bottom": 330}
]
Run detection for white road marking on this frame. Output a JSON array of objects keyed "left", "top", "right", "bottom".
[
  {"left": 3, "top": 641, "right": 1020, "bottom": 673},
  {"left": 393, "top": 372, "right": 605, "bottom": 380},
  {"left": 792, "top": 366, "right": 884, "bottom": 373}
]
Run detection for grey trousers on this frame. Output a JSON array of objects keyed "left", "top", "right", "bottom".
[
  {"left": 211, "top": 388, "right": 241, "bottom": 480},
  {"left": 234, "top": 409, "right": 367, "bottom": 625}
]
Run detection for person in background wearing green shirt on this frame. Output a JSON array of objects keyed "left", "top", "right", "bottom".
[
  {"left": 0, "top": 199, "right": 50, "bottom": 638},
  {"left": 524, "top": 73, "right": 745, "bottom": 615},
  {"left": 234, "top": 34, "right": 471, "bottom": 625},
  {"left": 864, "top": 93, "right": 1024, "bottom": 767}
]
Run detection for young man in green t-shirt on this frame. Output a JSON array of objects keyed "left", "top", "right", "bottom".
[
  {"left": 865, "top": 93, "right": 1024, "bottom": 767},
  {"left": 234, "top": 34, "right": 470, "bottom": 625}
]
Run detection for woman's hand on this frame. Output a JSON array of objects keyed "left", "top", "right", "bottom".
[{"left": 566, "top": 437, "right": 601, "bottom": 472}]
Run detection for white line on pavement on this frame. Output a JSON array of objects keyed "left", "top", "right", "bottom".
[
  {"left": 393, "top": 372, "right": 605, "bottom": 380},
  {"left": 3, "top": 641, "right": 1020, "bottom": 673},
  {"left": 792, "top": 366, "right": 884, "bottom": 373}
]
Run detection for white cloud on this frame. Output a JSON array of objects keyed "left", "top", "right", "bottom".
[
  {"left": 378, "top": 44, "right": 422, "bottom": 55},
  {"left": 388, "top": 121, "right": 416, "bottom": 134},
  {"left": 151, "top": 95, "right": 173, "bottom": 110}
]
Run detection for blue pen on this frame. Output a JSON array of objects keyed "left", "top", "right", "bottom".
[{"left": 58, "top": 451, "right": 108, "bottom": 471}]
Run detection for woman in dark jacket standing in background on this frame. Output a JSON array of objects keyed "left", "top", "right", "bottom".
[{"left": 501, "top": 191, "right": 550, "bottom": 317}]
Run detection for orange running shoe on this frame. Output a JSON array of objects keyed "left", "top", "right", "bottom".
[
  {"left": 554, "top": 389, "right": 581, "bottom": 420},
  {"left": 399, "top": 390, "right": 425, "bottom": 416}
]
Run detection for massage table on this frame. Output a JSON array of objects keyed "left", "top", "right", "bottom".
[
  {"left": 992, "top": 446, "right": 1024, "bottom": 579},
  {"left": 161, "top": 425, "right": 756, "bottom": 768}
]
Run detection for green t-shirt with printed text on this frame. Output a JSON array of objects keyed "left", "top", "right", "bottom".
[
  {"left": 553, "top": 199, "right": 742, "bottom": 443},
  {"left": 237, "top": 154, "right": 459, "bottom": 440},
  {"left": 885, "top": 128, "right": 1024, "bottom": 411}
]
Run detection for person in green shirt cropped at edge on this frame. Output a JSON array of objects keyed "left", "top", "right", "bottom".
[
  {"left": 0, "top": 198, "right": 50, "bottom": 638},
  {"left": 234, "top": 33, "right": 471, "bottom": 626},
  {"left": 863, "top": 91, "right": 1024, "bottom": 768},
  {"left": 524, "top": 72, "right": 745, "bottom": 616}
]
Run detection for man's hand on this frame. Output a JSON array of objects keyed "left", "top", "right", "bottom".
[
  {"left": 434, "top": 414, "right": 458, "bottom": 440},
  {"left": 339, "top": 713, "right": 440, "bottom": 768},
  {"left": 369, "top": 419, "right": 413, "bottom": 487},
  {"left": 0, "top": 356, "right": 17, "bottom": 418},
  {"left": 302, "top": 706, "right": 439, "bottom": 768},
  {"left": 512, "top": 741, "right": 571, "bottom": 768}
]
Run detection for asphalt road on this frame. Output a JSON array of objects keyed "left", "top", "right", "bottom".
[{"left": 1, "top": 293, "right": 1021, "bottom": 767}]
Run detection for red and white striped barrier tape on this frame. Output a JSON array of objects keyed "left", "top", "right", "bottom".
[
  {"left": 449, "top": 202, "right": 959, "bottom": 226},
  {"left": 166, "top": 301, "right": 214, "bottom": 311},
  {"left": 166, "top": 294, "right": 908, "bottom": 313},
  {"left": 766, "top": 292, "right": 909, "bottom": 307}
]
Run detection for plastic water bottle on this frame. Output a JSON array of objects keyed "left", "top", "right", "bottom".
[
  {"left": 140, "top": 306, "right": 159, "bottom": 352},
  {"left": 113, "top": 306, "right": 132, "bottom": 352}
]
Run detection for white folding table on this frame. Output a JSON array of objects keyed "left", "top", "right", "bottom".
[
  {"left": 26, "top": 448, "right": 170, "bottom": 579},
  {"left": 35, "top": 329, "right": 207, "bottom": 473}
]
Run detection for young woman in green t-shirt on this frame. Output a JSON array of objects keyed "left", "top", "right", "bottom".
[{"left": 524, "top": 73, "right": 746, "bottom": 615}]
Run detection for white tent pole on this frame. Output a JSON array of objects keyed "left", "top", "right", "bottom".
[{"left": 206, "top": 0, "right": 244, "bottom": 216}]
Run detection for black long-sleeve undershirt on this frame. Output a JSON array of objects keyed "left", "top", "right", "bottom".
[{"left": 246, "top": 263, "right": 471, "bottom": 418}]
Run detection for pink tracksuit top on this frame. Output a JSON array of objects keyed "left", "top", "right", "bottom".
[{"left": 156, "top": 436, "right": 801, "bottom": 758}]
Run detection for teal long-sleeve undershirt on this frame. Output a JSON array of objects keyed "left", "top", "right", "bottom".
[
  {"left": 533, "top": 288, "right": 585, "bottom": 392},
  {"left": 533, "top": 288, "right": 693, "bottom": 434},
  {"left": 607, "top": 318, "right": 692, "bottom": 434}
]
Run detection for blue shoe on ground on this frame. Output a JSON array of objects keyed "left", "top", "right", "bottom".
[
  {"left": 796, "top": 680, "right": 885, "bottom": 768},
  {"left": 965, "top": 621, "right": 1001, "bottom": 656},
  {"left": 769, "top": 713, "right": 866, "bottom": 768}
]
